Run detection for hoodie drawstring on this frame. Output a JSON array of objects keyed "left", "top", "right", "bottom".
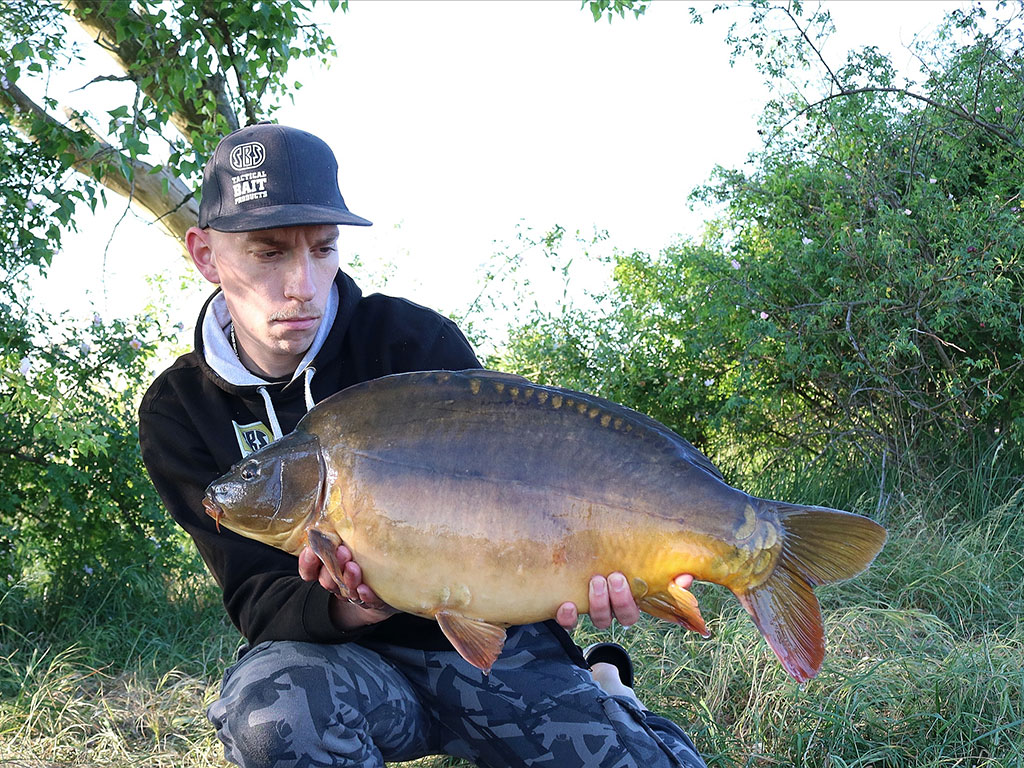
[
  {"left": 257, "top": 387, "right": 284, "bottom": 442},
  {"left": 257, "top": 367, "right": 317, "bottom": 443},
  {"left": 303, "top": 367, "right": 316, "bottom": 412}
]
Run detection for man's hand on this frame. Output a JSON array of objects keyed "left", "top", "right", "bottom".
[
  {"left": 298, "top": 543, "right": 396, "bottom": 629},
  {"left": 556, "top": 573, "right": 695, "bottom": 630}
]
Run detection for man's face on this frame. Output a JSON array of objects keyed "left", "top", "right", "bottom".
[{"left": 190, "top": 224, "right": 340, "bottom": 378}]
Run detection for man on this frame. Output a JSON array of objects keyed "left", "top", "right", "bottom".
[{"left": 139, "top": 122, "right": 705, "bottom": 768}]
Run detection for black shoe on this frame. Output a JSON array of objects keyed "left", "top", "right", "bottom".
[{"left": 583, "top": 642, "right": 635, "bottom": 689}]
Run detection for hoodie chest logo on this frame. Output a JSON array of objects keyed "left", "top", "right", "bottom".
[{"left": 232, "top": 420, "right": 275, "bottom": 457}]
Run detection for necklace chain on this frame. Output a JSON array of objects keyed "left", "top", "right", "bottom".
[{"left": 229, "top": 323, "right": 239, "bottom": 357}]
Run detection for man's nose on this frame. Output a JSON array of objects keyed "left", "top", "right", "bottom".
[{"left": 284, "top": 255, "right": 317, "bottom": 301}]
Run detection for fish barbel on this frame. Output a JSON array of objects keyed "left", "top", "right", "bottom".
[{"left": 204, "top": 370, "right": 886, "bottom": 681}]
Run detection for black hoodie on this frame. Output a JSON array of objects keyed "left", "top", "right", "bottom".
[{"left": 140, "top": 270, "right": 543, "bottom": 651}]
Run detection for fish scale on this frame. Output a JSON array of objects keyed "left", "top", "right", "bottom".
[{"left": 204, "top": 369, "right": 886, "bottom": 681}]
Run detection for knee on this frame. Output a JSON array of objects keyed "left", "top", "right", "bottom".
[
  {"left": 210, "top": 670, "right": 384, "bottom": 768},
  {"left": 209, "top": 671, "right": 337, "bottom": 768},
  {"left": 209, "top": 675, "right": 309, "bottom": 768},
  {"left": 219, "top": 721, "right": 295, "bottom": 768}
]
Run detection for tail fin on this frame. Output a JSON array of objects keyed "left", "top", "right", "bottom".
[{"left": 735, "top": 503, "right": 886, "bottom": 682}]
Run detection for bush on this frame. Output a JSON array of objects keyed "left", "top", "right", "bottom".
[
  {"left": 0, "top": 118, "right": 188, "bottom": 609},
  {"left": 491, "top": 4, "right": 1024, "bottom": 483}
]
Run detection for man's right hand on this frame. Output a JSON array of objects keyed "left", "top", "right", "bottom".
[{"left": 298, "top": 544, "right": 396, "bottom": 630}]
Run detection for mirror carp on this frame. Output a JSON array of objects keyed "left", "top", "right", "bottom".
[{"left": 204, "top": 369, "right": 886, "bottom": 681}]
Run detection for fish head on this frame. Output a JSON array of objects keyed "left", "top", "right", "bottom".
[{"left": 203, "top": 430, "right": 324, "bottom": 553}]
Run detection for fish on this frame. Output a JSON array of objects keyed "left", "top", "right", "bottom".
[{"left": 203, "top": 369, "right": 886, "bottom": 681}]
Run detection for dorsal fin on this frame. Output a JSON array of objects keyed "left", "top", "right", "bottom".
[{"left": 467, "top": 369, "right": 532, "bottom": 384}]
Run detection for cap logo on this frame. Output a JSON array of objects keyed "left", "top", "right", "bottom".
[{"left": 229, "top": 142, "right": 266, "bottom": 171}]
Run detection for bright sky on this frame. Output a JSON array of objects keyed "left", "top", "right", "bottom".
[{"left": 40, "top": 0, "right": 964, "bottom": 345}]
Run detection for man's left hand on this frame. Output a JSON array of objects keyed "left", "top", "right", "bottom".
[{"left": 556, "top": 572, "right": 695, "bottom": 630}]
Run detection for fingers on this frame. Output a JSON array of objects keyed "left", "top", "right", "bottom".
[
  {"left": 607, "top": 572, "right": 641, "bottom": 626},
  {"left": 589, "top": 573, "right": 640, "bottom": 629},
  {"left": 297, "top": 544, "right": 354, "bottom": 596},
  {"left": 585, "top": 572, "right": 695, "bottom": 630},
  {"left": 556, "top": 601, "right": 579, "bottom": 630},
  {"left": 298, "top": 544, "right": 391, "bottom": 614},
  {"left": 588, "top": 575, "right": 614, "bottom": 629},
  {"left": 674, "top": 573, "right": 694, "bottom": 590},
  {"left": 297, "top": 547, "right": 321, "bottom": 582},
  {"left": 340, "top": 555, "right": 390, "bottom": 610}
]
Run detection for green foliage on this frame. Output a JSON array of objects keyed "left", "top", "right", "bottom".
[
  {"left": 493, "top": 3, "right": 1024, "bottom": 481},
  {"left": 688, "top": 2, "right": 1024, "bottom": 473},
  {"left": 0, "top": 1, "right": 345, "bottom": 608},
  {"left": 0, "top": 303, "right": 190, "bottom": 602},
  {"left": 2, "top": 0, "right": 340, "bottom": 178},
  {"left": 584, "top": 0, "right": 650, "bottom": 24},
  {"left": 0, "top": 119, "right": 190, "bottom": 597}
]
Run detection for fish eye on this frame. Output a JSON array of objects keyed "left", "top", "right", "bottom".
[{"left": 239, "top": 461, "right": 260, "bottom": 481}]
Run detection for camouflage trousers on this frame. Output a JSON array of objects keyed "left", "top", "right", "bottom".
[{"left": 207, "top": 623, "right": 706, "bottom": 768}]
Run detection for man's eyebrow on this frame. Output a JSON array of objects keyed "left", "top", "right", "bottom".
[
  {"left": 241, "top": 231, "right": 339, "bottom": 248},
  {"left": 242, "top": 233, "right": 288, "bottom": 248}
]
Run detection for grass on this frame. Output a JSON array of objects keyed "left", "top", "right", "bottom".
[{"left": 1, "top": 464, "right": 1022, "bottom": 766}]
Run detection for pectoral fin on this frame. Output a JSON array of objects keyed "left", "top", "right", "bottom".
[
  {"left": 435, "top": 610, "right": 507, "bottom": 674},
  {"left": 305, "top": 526, "right": 351, "bottom": 599},
  {"left": 639, "top": 580, "right": 710, "bottom": 637}
]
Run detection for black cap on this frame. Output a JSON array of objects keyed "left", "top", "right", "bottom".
[{"left": 197, "top": 123, "right": 372, "bottom": 232}]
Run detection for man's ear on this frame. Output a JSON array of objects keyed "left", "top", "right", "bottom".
[{"left": 186, "top": 227, "right": 220, "bottom": 284}]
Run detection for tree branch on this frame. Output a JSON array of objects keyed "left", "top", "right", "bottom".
[
  {"left": 0, "top": 80, "right": 196, "bottom": 249},
  {"left": 62, "top": 0, "right": 239, "bottom": 141},
  {"left": 768, "top": 85, "right": 1020, "bottom": 153},
  {"left": 209, "top": 10, "right": 257, "bottom": 125},
  {"left": 780, "top": 3, "right": 843, "bottom": 93}
]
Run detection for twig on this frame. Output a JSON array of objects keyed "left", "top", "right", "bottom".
[
  {"left": 72, "top": 74, "right": 135, "bottom": 92},
  {"left": 780, "top": 2, "right": 843, "bottom": 93},
  {"left": 768, "top": 86, "right": 1020, "bottom": 153}
]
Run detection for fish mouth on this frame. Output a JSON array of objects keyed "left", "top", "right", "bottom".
[{"left": 203, "top": 496, "right": 224, "bottom": 533}]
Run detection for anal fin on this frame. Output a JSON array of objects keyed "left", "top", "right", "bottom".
[
  {"left": 435, "top": 610, "right": 507, "bottom": 674},
  {"left": 639, "top": 581, "right": 709, "bottom": 637}
]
